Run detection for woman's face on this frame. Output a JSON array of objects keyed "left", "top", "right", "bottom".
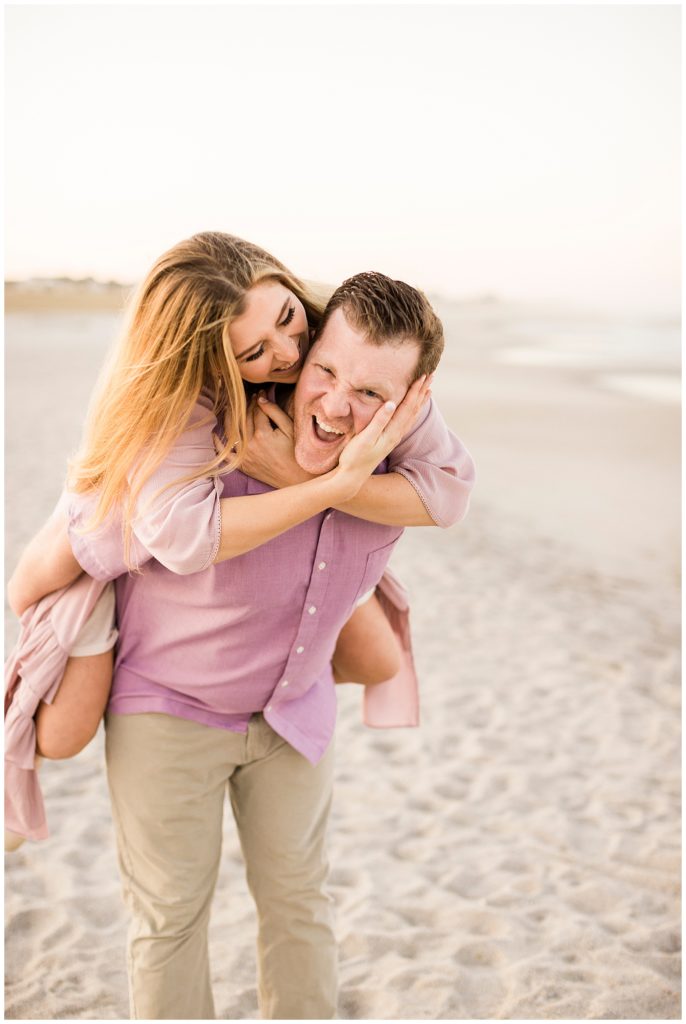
[{"left": 229, "top": 279, "right": 309, "bottom": 385}]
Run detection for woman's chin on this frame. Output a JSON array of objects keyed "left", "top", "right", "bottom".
[{"left": 268, "top": 368, "right": 301, "bottom": 385}]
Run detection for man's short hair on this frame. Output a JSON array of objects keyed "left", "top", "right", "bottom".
[{"left": 317, "top": 272, "right": 444, "bottom": 379}]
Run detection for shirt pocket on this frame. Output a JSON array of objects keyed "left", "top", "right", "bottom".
[{"left": 351, "top": 539, "right": 398, "bottom": 607}]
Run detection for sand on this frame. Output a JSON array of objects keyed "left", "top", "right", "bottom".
[{"left": 4, "top": 296, "right": 681, "bottom": 1019}]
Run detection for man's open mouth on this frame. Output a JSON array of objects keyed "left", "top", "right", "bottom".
[{"left": 311, "top": 415, "right": 347, "bottom": 444}]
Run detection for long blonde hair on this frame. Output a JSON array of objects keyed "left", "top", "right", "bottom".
[{"left": 68, "top": 232, "right": 325, "bottom": 563}]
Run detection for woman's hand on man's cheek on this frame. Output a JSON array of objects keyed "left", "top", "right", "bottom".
[{"left": 239, "top": 399, "right": 313, "bottom": 489}]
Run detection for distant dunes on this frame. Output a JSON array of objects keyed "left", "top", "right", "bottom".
[
  {"left": 5, "top": 277, "right": 505, "bottom": 315},
  {"left": 5, "top": 278, "right": 133, "bottom": 312}
]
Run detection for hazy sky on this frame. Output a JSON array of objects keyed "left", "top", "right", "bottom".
[{"left": 4, "top": 3, "right": 681, "bottom": 315}]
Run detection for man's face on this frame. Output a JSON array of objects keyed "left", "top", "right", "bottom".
[{"left": 293, "top": 307, "right": 421, "bottom": 475}]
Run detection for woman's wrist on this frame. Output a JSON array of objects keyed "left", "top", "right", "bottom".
[
  {"left": 323, "top": 464, "right": 368, "bottom": 506},
  {"left": 285, "top": 463, "right": 316, "bottom": 487}
]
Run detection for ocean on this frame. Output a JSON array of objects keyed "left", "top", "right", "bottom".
[{"left": 492, "top": 313, "right": 681, "bottom": 403}]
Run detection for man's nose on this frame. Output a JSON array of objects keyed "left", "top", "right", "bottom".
[{"left": 320, "top": 386, "right": 351, "bottom": 421}]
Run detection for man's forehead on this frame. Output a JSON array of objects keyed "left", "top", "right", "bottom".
[{"left": 311, "top": 334, "right": 414, "bottom": 390}]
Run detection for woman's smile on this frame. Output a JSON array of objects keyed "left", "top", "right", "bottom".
[{"left": 229, "top": 280, "right": 309, "bottom": 385}]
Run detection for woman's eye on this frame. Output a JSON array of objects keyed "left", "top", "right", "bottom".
[
  {"left": 362, "top": 389, "right": 381, "bottom": 400},
  {"left": 245, "top": 345, "right": 265, "bottom": 363},
  {"left": 318, "top": 365, "right": 334, "bottom": 376},
  {"left": 281, "top": 305, "right": 296, "bottom": 327}
]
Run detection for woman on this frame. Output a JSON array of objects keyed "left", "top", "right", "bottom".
[{"left": 7, "top": 232, "right": 435, "bottom": 777}]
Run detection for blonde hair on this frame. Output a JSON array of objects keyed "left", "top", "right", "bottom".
[{"left": 68, "top": 232, "right": 325, "bottom": 564}]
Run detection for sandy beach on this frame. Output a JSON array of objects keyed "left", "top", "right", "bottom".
[{"left": 4, "top": 290, "right": 681, "bottom": 1019}]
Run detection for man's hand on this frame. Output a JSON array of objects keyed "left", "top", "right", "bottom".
[{"left": 239, "top": 395, "right": 313, "bottom": 489}]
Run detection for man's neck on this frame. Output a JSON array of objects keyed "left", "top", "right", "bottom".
[{"left": 272, "top": 382, "right": 296, "bottom": 418}]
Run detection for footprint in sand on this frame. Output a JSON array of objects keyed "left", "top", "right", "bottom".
[
  {"left": 652, "top": 927, "right": 681, "bottom": 954},
  {"left": 565, "top": 882, "right": 624, "bottom": 915},
  {"left": 459, "top": 909, "right": 507, "bottom": 937},
  {"left": 454, "top": 941, "right": 508, "bottom": 968},
  {"left": 5, "top": 907, "right": 52, "bottom": 940}
]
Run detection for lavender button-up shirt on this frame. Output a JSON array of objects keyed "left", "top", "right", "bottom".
[{"left": 68, "top": 394, "right": 474, "bottom": 763}]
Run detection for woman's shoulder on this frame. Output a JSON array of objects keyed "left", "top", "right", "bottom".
[
  {"left": 192, "top": 386, "right": 220, "bottom": 421},
  {"left": 174, "top": 388, "right": 223, "bottom": 446}
]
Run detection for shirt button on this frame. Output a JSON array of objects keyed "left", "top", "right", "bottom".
[
  {"left": 318, "top": 561, "right": 327, "bottom": 570},
  {"left": 296, "top": 646, "right": 305, "bottom": 654},
  {"left": 266, "top": 705, "right": 272, "bottom": 712},
  {"left": 308, "top": 605, "right": 317, "bottom": 615},
  {"left": 281, "top": 680, "right": 289, "bottom": 688}
]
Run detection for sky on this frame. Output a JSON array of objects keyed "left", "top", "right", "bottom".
[{"left": 4, "top": 2, "right": 681, "bottom": 316}]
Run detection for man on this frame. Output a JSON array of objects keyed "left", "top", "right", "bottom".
[{"left": 19, "top": 273, "right": 474, "bottom": 1019}]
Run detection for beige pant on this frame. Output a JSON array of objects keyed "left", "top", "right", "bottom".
[{"left": 105, "top": 711, "right": 337, "bottom": 1020}]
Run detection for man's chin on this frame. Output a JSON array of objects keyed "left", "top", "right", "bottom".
[{"left": 294, "top": 442, "right": 340, "bottom": 477}]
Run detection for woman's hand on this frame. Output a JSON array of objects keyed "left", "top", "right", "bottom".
[
  {"left": 337, "top": 373, "right": 433, "bottom": 484},
  {"left": 238, "top": 373, "right": 431, "bottom": 500},
  {"left": 239, "top": 395, "right": 313, "bottom": 489}
]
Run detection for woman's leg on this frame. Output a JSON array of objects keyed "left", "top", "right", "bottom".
[
  {"left": 35, "top": 650, "right": 113, "bottom": 759},
  {"left": 35, "top": 580, "right": 118, "bottom": 759},
  {"left": 332, "top": 592, "right": 402, "bottom": 685}
]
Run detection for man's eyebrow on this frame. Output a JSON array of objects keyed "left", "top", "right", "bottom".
[
  {"left": 315, "top": 354, "right": 390, "bottom": 396},
  {"left": 235, "top": 296, "right": 291, "bottom": 360},
  {"left": 355, "top": 380, "right": 390, "bottom": 396},
  {"left": 347, "top": 370, "right": 391, "bottom": 394}
]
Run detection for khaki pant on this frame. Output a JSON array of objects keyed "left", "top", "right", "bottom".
[{"left": 105, "top": 711, "right": 337, "bottom": 1020}]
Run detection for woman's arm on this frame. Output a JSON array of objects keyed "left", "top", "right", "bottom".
[
  {"left": 239, "top": 385, "right": 473, "bottom": 529},
  {"left": 333, "top": 472, "right": 433, "bottom": 526},
  {"left": 239, "top": 435, "right": 433, "bottom": 526},
  {"left": 239, "top": 411, "right": 433, "bottom": 527},
  {"left": 213, "top": 470, "right": 356, "bottom": 563},
  {"left": 10, "top": 377, "right": 428, "bottom": 606},
  {"left": 117, "top": 379, "right": 430, "bottom": 571},
  {"left": 13, "top": 406, "right": 400, "bottom": 603},
  {"left": 7, "top": 511, "right": 83, "bottom": 616},
  {"left": 212, "top": 383, "right": 428, "bottom": 562},
  {"left": 383, "top": 397, "right": 475, "bottom": 527},
  {"left": 64, "top": 375, "right": 439, "bottom": 578}
]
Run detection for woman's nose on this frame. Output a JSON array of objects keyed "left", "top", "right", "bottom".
[{"left": 273, "top": 333, "right": 299, "bottom": 366}]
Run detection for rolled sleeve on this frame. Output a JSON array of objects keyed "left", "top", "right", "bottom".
[
  {"left": 66, "top": 393, "right": 224, "bottom": 578},
  {"left": 67, "top": 492, "right": 133, "bottom": 582},
  {"left": 386, "top": 398, "right": 476, "bottom": 528},
  {"left": 132, "top": 474, "right": 223, "bottom": 575}
]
